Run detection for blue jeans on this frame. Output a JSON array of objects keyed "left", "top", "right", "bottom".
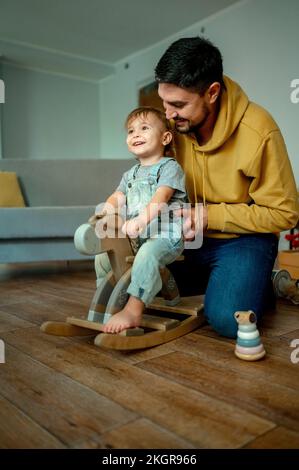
[
  {"left": 168, "top": 234, "right": 278, "bottom": 338},
  {"left": 127, "top": 237, "right": 184, "bottom": 305}
]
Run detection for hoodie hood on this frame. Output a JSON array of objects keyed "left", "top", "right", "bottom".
[
  {"left": 197, "top": 75, "right": 249, "bottom": 152},
  {"left": 189, "top": 76, "right": 250, "bottom": 208}
]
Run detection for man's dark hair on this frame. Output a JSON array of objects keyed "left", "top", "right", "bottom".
[{"left": 155, "top": 36, "right": 224, "bottom": 95}]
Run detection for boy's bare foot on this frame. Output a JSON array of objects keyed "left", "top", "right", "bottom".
[{"left": 103, "top": 296, "right": 144, "bottom": 334}]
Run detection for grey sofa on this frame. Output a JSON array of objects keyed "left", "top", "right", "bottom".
[{"left": 0, "top": 159, "right": 131, "bottom": 263}]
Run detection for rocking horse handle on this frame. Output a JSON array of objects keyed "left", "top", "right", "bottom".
[
  {"left": 74, "top": 208, "right": 134, "bottom": 284},
  {"left": 76, "top": 209, "right": 123, "bottom": 256},
  {"left": 74, "top": 222, "right": 103, "bottom": 256}
]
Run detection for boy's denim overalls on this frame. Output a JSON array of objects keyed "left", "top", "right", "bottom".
[{"left": 125, "top": 157, "right": 184, "bottom": 305}]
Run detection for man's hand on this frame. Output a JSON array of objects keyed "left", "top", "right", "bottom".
[
  {"left": 122, "top": 217, "right": 147, "bottom": 238},
  {"left": 174, "top": 205, "right": 208, "bottom": 241}
]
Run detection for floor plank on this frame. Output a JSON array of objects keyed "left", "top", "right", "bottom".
[
  {"left": 0, "top": 342, "right": 136, "bottom": 448},
  {"left": 279, "top": 329, "right": 299, "bottom": 341},
  {"left": 169, "top": 333, "right": 299, "bottom": 392},
  {"left": 1, "top": 299, "right": 86, "bottom": 326},
  {"left": 108, "top": 341, "right": 177, "bottom": 365},
  {"left": 1, "top": 327, "right": 274, "bottom": 449},
  {"left": 137, "top": 349, "right": 299, "bottom": 432},
  {"left": 244, "top": 426, "right": 299, "bottom": 449},
  {"left": 0, "top": 267, "right": 298, "bottom": 449},
  {"left": 193, "top": 323, "right": 299, "bottom": 361},
  {"left": 0, "top": 395, "right": 66, "bottom": 449},
  {"left": 260, "top": 308, "right": 299, "bottom": 337},
  {"left": 0, "top": 309, "right": 36, "bottom": 333},
  {"left": 101, "top": 418, "right": 195, "bottom": 449}
]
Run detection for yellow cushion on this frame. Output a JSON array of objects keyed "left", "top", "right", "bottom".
[{"left": 0, "top": 171, "right": 26, "bottom": 207}]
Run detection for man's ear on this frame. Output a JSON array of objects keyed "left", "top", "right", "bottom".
[
  {"left": 207, "top": 82, "right": 221, "bottom": 104},
  {"left": 162, "top": 131, "right": 172, "bottom": 146}
]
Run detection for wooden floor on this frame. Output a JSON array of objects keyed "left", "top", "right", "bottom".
[{"left": 0, "top": 262, "right": 299, "bottom": 449}]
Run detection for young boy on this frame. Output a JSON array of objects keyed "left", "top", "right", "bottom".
[{"left": 99, "top": 106, "right": 187, "bottom": 334}]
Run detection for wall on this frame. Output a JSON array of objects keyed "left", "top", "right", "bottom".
[
  {"left": 1, "top": 64, "right": 100, "bottom": 159},
  {"left": 1, "top": 0, "right": 298, "bottom": 174},
  {"left": 99, "top": 0, "right": 299, "bottom": 185}
]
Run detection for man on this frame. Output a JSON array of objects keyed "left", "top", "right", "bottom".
[{"left": 155, "top": 36, "right": 298, "bottom": 337}]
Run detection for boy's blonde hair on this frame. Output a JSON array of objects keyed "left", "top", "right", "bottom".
[{"left": 125, "top": 106, "right": 174, "bottom": 156}]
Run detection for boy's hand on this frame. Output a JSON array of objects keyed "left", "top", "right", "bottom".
[
  {"left": 122, "top": 217, "right": 147, "bottom": 238},
  {"left": 89, "top": 201, "right": 123, "bottom": 225},
  {"left": 88, "top": 213, "right": 104, "bottom": 226}
]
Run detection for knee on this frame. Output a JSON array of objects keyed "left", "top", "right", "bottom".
[
  {"left": 204, "top": 305, "right": 238, "bottom": 339},
  {"left": 134, "top": 243, "right": 159, "bottom": 268},
  {"left": 95, "top": 253, "right": 111, "bottom": 279}
]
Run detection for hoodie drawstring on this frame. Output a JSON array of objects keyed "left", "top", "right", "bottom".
[
  {"left": 192, "top": 143, "right": 206, "bottom": 207},
  {"left": 202, "top": 151, "right": 206, "bottom": 207},
  {"left": 191, "top": 144, "right": 198, "bottom": 205}
]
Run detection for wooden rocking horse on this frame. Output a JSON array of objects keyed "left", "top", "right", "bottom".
[{"left": 41, "top": 213, "right": 205, "bottom": 350}]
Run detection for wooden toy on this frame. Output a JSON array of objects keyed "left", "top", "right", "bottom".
[
  {"left": 41, "top": 214, "right": 205, "bottom": 350},
  {"left": 234, "top": 310, "right": 266, "bottom": 361},
  {"left": 272, "top": 269, "right": 299, "bottom": 305}
]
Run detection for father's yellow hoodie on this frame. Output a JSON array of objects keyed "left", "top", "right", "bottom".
[{"left": 173, "top": 76, "right": 299, "bottom": 237}]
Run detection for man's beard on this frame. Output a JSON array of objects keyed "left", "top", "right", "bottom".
[
  {"left": 174, "top": 105, "right": 210, "bottom": 134},
  {"left": 174, "top": 120, "right": 191, "bottom": 133}
]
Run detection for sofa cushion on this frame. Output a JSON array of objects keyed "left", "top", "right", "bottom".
[
  {"left": 0, "top": 206, "right": 95, "bottom": 238},
  {"left": 0, "top": 171, "right": 26, "bottom": 207},
  {"left": 0, "top": 159, "right": 132, "bottom": 206}
]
